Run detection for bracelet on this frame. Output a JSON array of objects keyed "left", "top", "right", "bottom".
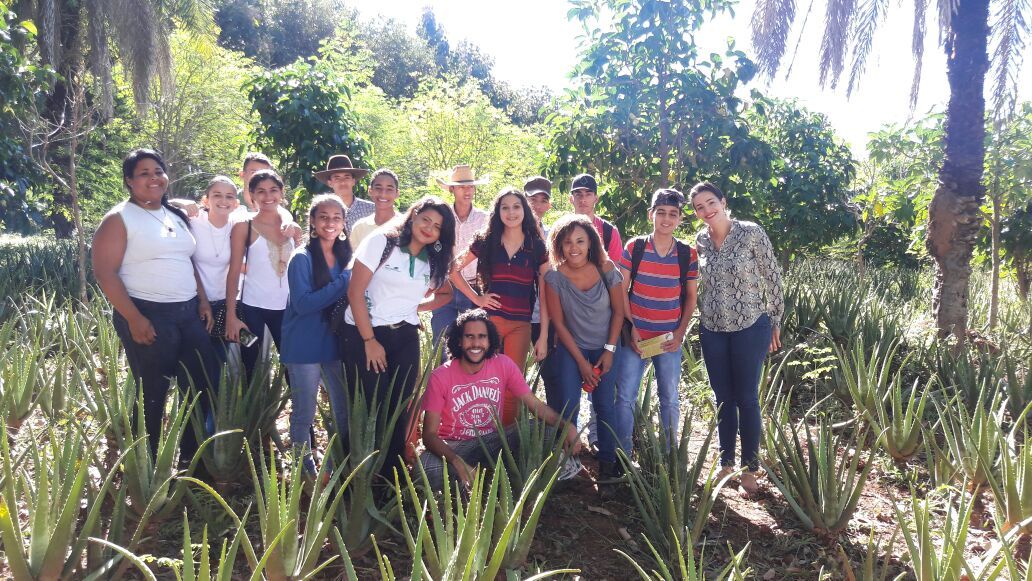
[{"left": 363, "top": 336, "right": 375, "bottom": 342}]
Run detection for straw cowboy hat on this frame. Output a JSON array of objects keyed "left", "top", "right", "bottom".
[
  {"left": 435, "top": 164, "right": 489, "bottom": 189},
  {"left": 314, "top": 155, "right": 369, "bottom": 184}
]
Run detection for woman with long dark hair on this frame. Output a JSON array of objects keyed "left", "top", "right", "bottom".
[
  {"left": 281, "top": 194, "right": 352, "bottom": 477},
  {"left": 224, "top": 170, "right": 296, "bottom": 378},
  {"left": 450, "top": 187, "right": 549, "bottom": 424},
  {"left": 92, "top": 148, "right": 219, "bottom": 460},
  {"left": 342, "top": 195, "right": 456, "bottom": 479},
  {"left": 691, "top": 181, "right": 783, "bottom": 496},
  {"left": 543, "top": 214, "right": 624, "bottom": 481}
]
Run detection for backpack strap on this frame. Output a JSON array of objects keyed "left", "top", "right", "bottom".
[
  {"left": 240, "top": 218, "right": 253, "bottom": 296},
  {"left": 675, "top": 239, "right": 693, "bottom": 311},
  {"left": 601, "top": 220, "right": 613, "bottom": 251},
  {"left": 626, "top": 236, "right": 647, "bottom": 296},
  {"left": 377, "top": 235, "right": 398, "bottom": 272}
]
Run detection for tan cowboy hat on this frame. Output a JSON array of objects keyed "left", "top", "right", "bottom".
[
  {"left": 435, "top": 164, "right": 489, "bottom": 189},
  {"left": 314, "top": 155, "right": 370, "bottom": 184}
]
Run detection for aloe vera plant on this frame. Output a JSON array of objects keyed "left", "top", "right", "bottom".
[
  {"left": 621, "top": 398, "right": 728, "bottom": 568},
  {"left": 984, "top": 420, "right": 1032, "bottom": 536},
  {"left": 762, "top": 417, "right": 874, "bottom": 537},
  {"left": 0, "top": 423, "right": 131, "bottom": 580},
  {"left": 191, "top": 362, "right": 288, "bottom": 487},
  {"left": 328, "top": 375, "right": 416, "bottom": 556},
  {"left": 245, "top": 440, "right": 357, "bottom": 580},
  {"left": 896, "top": 488, "right": 1009, "bottom": 580},
  {"left": 935, "top": 386, "right": 1006, "bottom": 491},
  {"left": 393, "top": 454, "right": 568, "bottom": 579},
  {"left": 832, "top": 339, "right": 903, "bottom": 420},
  {"left": 0, "top": 337, "right": 46, "bottom": 429},
  {"left": 616, "top": 535, "right": 751, "bottom": 581}
]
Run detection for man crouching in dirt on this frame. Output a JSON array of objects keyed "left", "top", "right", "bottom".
[{"left": 417, "top": 308, "right": 581, "bottom": 492}]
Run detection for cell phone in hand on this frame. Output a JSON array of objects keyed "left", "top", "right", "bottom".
[{"left": 238, "top": 327, "right": 258, "bottom": 348}]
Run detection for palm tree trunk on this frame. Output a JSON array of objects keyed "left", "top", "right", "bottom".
[{"left": 925, "top": 0, "right": 989, "bottom": 341}]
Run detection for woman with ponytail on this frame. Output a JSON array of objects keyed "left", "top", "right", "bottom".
[
  {"left": 280, "top": 194, "right": 352, "bottom": 477},
  {"left": 92, "top": 148, "right": 219, "bottom": 461}
]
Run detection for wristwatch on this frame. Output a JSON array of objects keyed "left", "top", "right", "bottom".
[{"left": 603, "top": 343, "right": 616, "bottom": 353}]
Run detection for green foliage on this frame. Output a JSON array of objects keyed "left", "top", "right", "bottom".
[
  {"left": 214, "top": 0, "right": 347, "bottom": 68},
  {"left": 0, "top": 236, "right": 88, "bottom": 315},
  {"left": 547, "top": 0, "right": 771, "bottom": 235},
  {"left": 1002, "top": 200, "right": 1032, "bottom": 299},
  {"left": 246, "top": 59, "right": 371, "bottom": 213},
  {"left": 353, "top": 76, "right": 546, "bottom": 208},
  {"left": 617, "top": 537, "right": 751, "bottom": 581},
  {"left": 358, "top": 17, "right": 435, "bottom": 100},
  {"left": 0, "top": 6, "right": 53, "bottom": 233},
  {"left": 142, "top": 32, "right": 257, "bottom": 198},
  {"left": 745, "top": 97, "right": 856, "bottom": 263}
]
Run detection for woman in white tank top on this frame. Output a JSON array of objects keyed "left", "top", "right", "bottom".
[
  {"left": 92, "top": 149, "right": 219, "bottom": 462},
  {"left": 225, "top": 169, "right": 296, "bottom": 380}
]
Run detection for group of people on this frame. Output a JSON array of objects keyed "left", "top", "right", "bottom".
[{"left": 93, "top": 147, "right": 783, "bottom": 496}]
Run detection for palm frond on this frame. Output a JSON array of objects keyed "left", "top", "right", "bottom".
[
  {"left": 936, "top": 0, "right": 961, "bottom": 45},
  {"left": 85, "top": 0, "right": 115, "bottom": 118},
  {"left": 751, "top": 0, "right": 798, "bottom": 77},
  {"left": 819, "top": 0, "right": 857, "bottom": 88},
  {"left": 910, "top": 0, "right": 929, "bottom": 108},
  {"left": 989, "top": 0, "right": 1030, "bottom": 118},
  {"left": 846, "top": 0, "right": 890, "bottom": 96},
  {"left": 108, "top": 0, "right": 160, "bottom": 111}
]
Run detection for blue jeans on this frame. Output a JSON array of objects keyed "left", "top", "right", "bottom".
[
  {"left": 430, "top": 291, "right": 475, "bottom": 360},
  {"left": 112, "top": 297, "right": 219, "bottom": 459},
  {"left": 699, "top": 314, "right": 772, "bottom": 470},
  {"left": 547, "top": 342, "right": 618, "bottom": 462},
  {"left": 286, "top": 361, "right": 348, "bottom": 475},
  {"left": 613, "top": 343, "right": 683, "bottom": 455}
]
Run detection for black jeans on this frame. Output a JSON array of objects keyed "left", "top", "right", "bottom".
[
  {"left": 342, "top": 322, "right": 421, "bottom": 481},
  {"left": 239, "top": 303, "right": 285, "bottom": 383},
  {"left": 112, "top": 297, "right": 219, "bottom": 459}
]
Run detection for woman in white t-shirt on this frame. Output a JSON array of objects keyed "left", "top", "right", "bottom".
[
  {"left": 343, "top": 196, "right": 456, "bottom": 479},
  {"left": 92, "top": 149, "right": 219, "bottom": 461},
  {"left": 190, "top": 176, "right": 239, "bottom": 360}
]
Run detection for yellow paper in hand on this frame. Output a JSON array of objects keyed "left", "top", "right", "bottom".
[{"left": 636, "top": 332, "right": 673, "bottom": 359}]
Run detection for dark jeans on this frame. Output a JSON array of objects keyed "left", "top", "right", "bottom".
[
  {"left": 699, "top": 314, "right": 772, "bottom": 471},
  {"left": 341, "top": 322, "right": 421, "bottom": 481},
  {"left": 239, "top": 303, "right": 284, "bottom": 382},
  {"left": 112, "top": 297, "right": 219, "bottom": 459}
]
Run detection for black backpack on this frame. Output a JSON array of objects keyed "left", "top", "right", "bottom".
[{"left": 329, "top": 235, "right": 398, "bottom": 336}]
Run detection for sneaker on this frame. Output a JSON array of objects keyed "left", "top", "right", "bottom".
[
  {"left": 558, "top": 456, "right": 583, "bottom": 481},
  {"left": 596, "top": 460, "right": 626, "bottom": 484}
]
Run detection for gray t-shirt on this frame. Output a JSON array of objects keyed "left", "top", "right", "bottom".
[{"left": 544, "top": 267, "right": 624, "bottom": 350}]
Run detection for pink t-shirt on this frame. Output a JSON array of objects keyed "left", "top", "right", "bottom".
[{"left": 423, "top": 356, "right": 531, "bottom": 440}]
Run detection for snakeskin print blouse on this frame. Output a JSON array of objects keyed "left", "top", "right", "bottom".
[{"left": 695, "top": 220, "right": 784, "bottom": 332}]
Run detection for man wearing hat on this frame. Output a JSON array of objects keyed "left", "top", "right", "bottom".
[
  {"left": 523, "top": 176, "right": 552, "bottom": 343},
  {"left": 570, "top": 173, "right": 623, "bottom": 263},
  {"left": 430, "top": 164, "right": 490, "bottom": 352},
  {"left": 314, "top": 154, "right": 373, "bottom": 236}
]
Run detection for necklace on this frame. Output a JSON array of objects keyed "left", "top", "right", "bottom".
[
  {"left": 207, "top": 217, "right": 229, "bottom": 258},
  {"left": 135, "top": 202, "right": 176, "bottom": 235}
]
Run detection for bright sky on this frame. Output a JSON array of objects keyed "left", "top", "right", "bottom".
[{"left": 347, "top": 0, "right": 1031, "bottom": 154}]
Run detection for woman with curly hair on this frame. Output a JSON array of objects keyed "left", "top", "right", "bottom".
[
  {"left": 543, "top": 214, "right": 624, "bottom": 481},
  {"left": 450, "top": 187, "right": 550, "bottom": 424},
  {"left": 341, "top": 195, "right": 456, "bottom": 478}
]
